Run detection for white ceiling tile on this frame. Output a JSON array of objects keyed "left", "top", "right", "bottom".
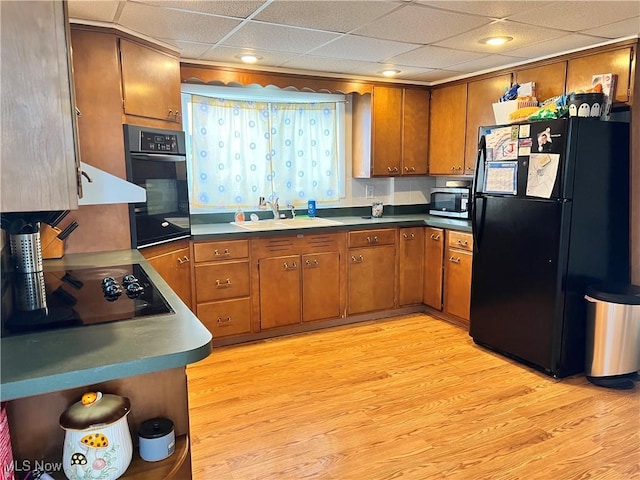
[
  {"left": 118, "top": 2, "right": 242, "bottom": 43},
  {"left": 253, "top": 0, "right": 401, "bottom": 33},
  {"left": 352, "top": 3, "right": 492, "bottom": 44},
  {"left": 448, "top": 54, "right": 527, "bottom": 74},
  {"left": 279, "top": 56, "right": 374, "bottom": 75},
  {"left": 157, "top": 39, "right": 214, "bottom": 60},
  {"left": 68, "top": 0, "right": 120, "bottom": 22},
  {"left": 504, "top": 33, "right": 613, "bottom": 60},
  {"left": 416, "top": 1, "right": 551, "bottom": 19},
  {"left": 196, "top": 45, "right": 298, "bottom": 67},
  {"left": 221, "top": 21, "right": 341, "bottom": 54},
  {"left": 508, "top": 1, "right": 640, "bottom": 32},
  {"left": 435, "top": 20, "right": 568, "bottom": 54},
  {"left": 134, "top": 0, "right": 266, "bottom": 18},
  {"left": 386, "top": 45, "right": 489, "bottom": 69},
  {"left": 405, "top": 69, "right": 464, "bottom": 82},
  {"left": 311, "top": 35, "right": 418, "bottom": 62},
  {"left": 581, "top": 16, "right": 640, "bottom": 39}
]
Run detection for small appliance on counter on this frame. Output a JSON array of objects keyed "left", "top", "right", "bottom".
[
  {"left": 429, "top": 181, "right": 470, "bottom": 219},
  {"left": 59, "top": 391, "right": 132, "bottom": 480}
]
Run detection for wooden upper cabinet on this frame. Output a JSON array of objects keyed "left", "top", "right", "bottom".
[
  {"left": 515, "top": 62, "right": 567, "bottom": 103},
  {"left": 402, "top": 88, "right": 429, "bottom": 175},
  {"left": 371, "top": 86, "right": 403, "bottom": 176},
  {"left": 119, "top": 38, "right": 182, "bottom": 124},
  {"left": 428, "top": 83, "right": 467, "bottom": 175},
  {"left": 464, "top": 74, "right": 512, "bottom": 174},
  {"left": 566, "top": 47, "right": 634, "bottom": 103},
  {"left": 1, "top": 1, "right": 79, "bottom": 212}
]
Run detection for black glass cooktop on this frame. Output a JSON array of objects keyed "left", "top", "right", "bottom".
[{"left": 2, "top": 264, "right": 174, "bottom": 337}]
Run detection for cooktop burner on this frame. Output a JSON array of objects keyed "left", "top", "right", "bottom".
[{"left": 2, "top": 264, "right": 174, "bottom": 337}]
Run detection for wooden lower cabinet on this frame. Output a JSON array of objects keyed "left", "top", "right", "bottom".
[
  {"left": 443, "top": 231, "right": 474, "bottom": 327},
  {"left": 423, "top": 227, "right": 444, "bottom": 310},
  {"left": 141, "top": 239, "right": 192, "bottom": 310},
  {"left": 192, "top": 239, "right": 251, "bottom": 338},
  {"left": 258, "top": 254, "right": 302, "bottom": 329},
  {"left": 398, "top": 227, "right": 425, "bottom": 306},
  {"left": 347, "top": 229, "right": 396, "bottom": 315},
  {"left": 302, "top": 252, "right": 341, "bottom": 322}
]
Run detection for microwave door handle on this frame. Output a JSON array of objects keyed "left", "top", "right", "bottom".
[
  {"left": 471, "top": 135, "right": 486, "bottom": 254},
  {"left": 130, "top": 153, "right": 186, "bottom": 162}
]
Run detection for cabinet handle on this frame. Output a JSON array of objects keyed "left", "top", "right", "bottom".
[
  {"left": 449, "top": 256, "right": 461, "bottom": 264},
  {"left": 451, "top": 166, "right": 456, "bottom": 171},
  {"left": 215, "top": 278, "right": 232, "bottom": 288},
  {"left": 456, "top": 239, "right": 469, "bottom": 247},
  {"left": 214, "top": 249, "right": 230, "bottom": 257},
  {"left": 177, "top": 255, "right": 190, "bottom": 264},
  {"left": 283, "top": 261, "right": 298, "bottom": 271},
  {"left": 305, "top": 259, "right": 319, "bottom": 268},
  {"left": 351, "top": 255, "right": 364, "bottom": 263},
  {"left": 174, "top": 110, "right": 180, "bottom": 120},
  {"left": 387, "top": 166, "right": 400, "bottom": 173},
  {"left": 403, "top": 232, "right": 415, "bottom": 240},
  {"left": 430, "top": 233, "right": 441, "bottom": 240},
  {"left": 168, "top": 109, "right": 174, "bottom": 118},
  {"left": 366, "top": 236, "right": 378, "bottom": 244},
  {"left": 457, "top": 165, "right": 463, "bottom": 171},
  {"left": 217, "top": 316, "right": 232, "bottom": 325},
  {"left": 404, "top": 166, "right": 416, "bottom": 172}
]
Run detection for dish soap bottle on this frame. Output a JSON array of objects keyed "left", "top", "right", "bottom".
[{"left": 234, "top": 208, "right": 245, "bottom": 223}]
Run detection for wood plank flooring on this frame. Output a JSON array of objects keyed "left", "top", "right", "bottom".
[{"left": 186, "top": 314, "right": 640, "bottom": 480}]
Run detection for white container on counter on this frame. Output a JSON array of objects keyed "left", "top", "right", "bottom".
[{"left": 138, "top": 417, "right": 175, "bottom": 462}]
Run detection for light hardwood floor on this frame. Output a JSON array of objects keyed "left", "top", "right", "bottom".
[{"left": 187, "top": 314, "right": 640, "bottom": 480}]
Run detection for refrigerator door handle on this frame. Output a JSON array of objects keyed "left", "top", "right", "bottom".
[{"left": 471, "top": 135, "right": 486, "bottom": 253}]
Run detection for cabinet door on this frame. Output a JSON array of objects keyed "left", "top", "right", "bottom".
[
  {"left": 1, "top": 1, "right": 79, "bottom": 212},
  {"left": 145, "top": 246, "right": 192, "bottom": 309},
  {"left": 428, "top": 83, "right": 467, "bottom": 175},
  {"left": 302, "top": 252, "right": 341, "bottom": 322},
  {"left": 515, "top": 62, "right": 567, "bottom": 103},
  {"left": 464, "top": 74, "right": 512, "bottom": 174},
  {"left": 423, "top": 228, "right": 444, "bottom": 310},
  {"left": 348, "top": 245, "right": 396, "bottom": 315},
  {"left": 444, "top": 248, "right": 473, "bottom": 326},
  {"left": 371, "top": 86, "right": 402, "bottom": 176},
  {"left": 399, "top": 227, "right": 425, "bottom": 306},
  {"left": 119, "top": 38, "right": 182, "bottom": 123},
  {"left": 402, "top": 89, "right": 429, "bottom": 175},
  {"left": 566, "top": 47, "right": 633, "bottom": 103},
  {"left": 259, "top": 255, "right": 301, "bottom": 329}
]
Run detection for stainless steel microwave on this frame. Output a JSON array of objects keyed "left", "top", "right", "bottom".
[{"left": 429, "top": 187, "right": 470, "bottom": 219}]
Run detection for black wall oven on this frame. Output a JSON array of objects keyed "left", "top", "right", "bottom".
[{"left": 124, "top": 124, "right": 190, "bottom": 248}]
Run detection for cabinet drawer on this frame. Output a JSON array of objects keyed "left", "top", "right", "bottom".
[
  {"left": 194, "top": 240, "right": 249, "bottom": 263},
  {"left": 348, "top": 229, "right": 396, "bottom": 248},
  {"left": 447, "top": 231, "right": 473, "bottom": 251},
  {"left": 194, "top": 260, "right": 250, "bottom": 302},
  {"left": 197, "top": 298, "right": 251, "bottom": 337}
]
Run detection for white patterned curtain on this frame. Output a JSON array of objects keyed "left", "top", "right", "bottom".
[{"left": 187, "top": 93, "right": 340, "bottom": 212}]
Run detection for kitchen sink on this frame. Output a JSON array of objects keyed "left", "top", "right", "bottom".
[{"left": 231, "top": 217, "right": 343, "bottom": 231}]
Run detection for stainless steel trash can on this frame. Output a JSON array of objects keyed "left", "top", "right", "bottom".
[{"left": 584, "top": 284, "right": 640, "bottom": 389}]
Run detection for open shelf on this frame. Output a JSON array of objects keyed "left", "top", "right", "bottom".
[{"left": 122, "top": 435, "right": 189, "bottom": 480}]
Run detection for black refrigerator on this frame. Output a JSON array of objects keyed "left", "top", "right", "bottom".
[{"left": 470, "top": 117, "right": 630, "bottom": 378}]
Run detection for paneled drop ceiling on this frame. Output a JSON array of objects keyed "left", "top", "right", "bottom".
[{"left": 68, "top": 0, "right": 640, "bottom": 84}]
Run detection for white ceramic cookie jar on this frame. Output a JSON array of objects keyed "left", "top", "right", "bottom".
[{"left": 59, "top": 391, "right": 133, "bottom": 480}]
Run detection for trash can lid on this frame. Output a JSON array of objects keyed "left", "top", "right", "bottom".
[{"left": 585, "top": 283, "right": 640, "bottom": 305}]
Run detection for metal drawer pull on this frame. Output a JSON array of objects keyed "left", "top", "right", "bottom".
[
  {"left": 215, "top": 278, "right": 232, "bottom": 287},
  {"left": 430, "top": 233, "right": 440, "bottom": 240},
  {"left": 456, "top": 239, "right": 469, "bottom": 246},
  {"left": 351, "top": 255, "right": 364, "bottom": 263},
  {"left": 305, "top": 259, "right": 319, "bottom": 267},
  {"left": 214, "top": 248, "right": 230, "bottom": 256},
  {"left": 217, "top": 316, "right": 232, "bottom": 325},
  {"left": 366, "top": 236, "right": 378, "bottom": 244},
  {"left": 178, "top": 255, "right": 190, "bottom": 264},
  {"left": 283, "top": 261, "right": 298, "bottom": 270},
  {"left": 449, "top": 256, "right": 461, "bottom": 264},
  {"left": 404, "top": 166, "right": 416, "bottom": 172},
  {"left": 403, "top": 233, "right": 415, "bottom": 240}
]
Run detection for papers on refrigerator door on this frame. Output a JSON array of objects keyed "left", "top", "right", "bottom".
[
  {"left": 486, "top": 126, "right": 519, "bottom": 161},
  {"left": 526, "top": 153, "right": 560, "bottom": 198},
  {"left": 484, "top": 161, "right": 518, "bottom": 195}
]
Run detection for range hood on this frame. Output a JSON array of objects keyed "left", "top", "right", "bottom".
[{"left": 78, "top": 162, "right": 146, "bottom": 205}]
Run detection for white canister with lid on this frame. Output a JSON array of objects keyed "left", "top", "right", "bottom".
[{"left": 138, "top": 418, "right": 175, "bottom": 462}]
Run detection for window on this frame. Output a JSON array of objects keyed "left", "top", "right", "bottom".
[{"left": 181, "top": 85, "right": 346, "bottom": 213}]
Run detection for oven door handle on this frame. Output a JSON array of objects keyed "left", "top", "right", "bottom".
[{"left": 130, "top": 153, "right": 186, "bottom": 162}]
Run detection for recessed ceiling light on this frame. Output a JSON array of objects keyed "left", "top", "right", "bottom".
[
  {"left": 382, "top": 69, "right": 401, "bottom": 77},
  {"left": 480, "top": 36, "right": 513, "bottom": 46},
  {"left": 238, "top": 54, "right": 261, "bottom": 64}
]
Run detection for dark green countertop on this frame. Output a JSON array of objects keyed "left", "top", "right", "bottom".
[{"left": 0, "top": 250, "right": 212, "bottom": 401}]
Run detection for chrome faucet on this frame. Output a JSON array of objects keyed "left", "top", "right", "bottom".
[
  {"left": 259, "top": 196, "right": 280, "bottom": 219},
  {"left": 287, "top": 203, "right": 296, "bottom": 219}
]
